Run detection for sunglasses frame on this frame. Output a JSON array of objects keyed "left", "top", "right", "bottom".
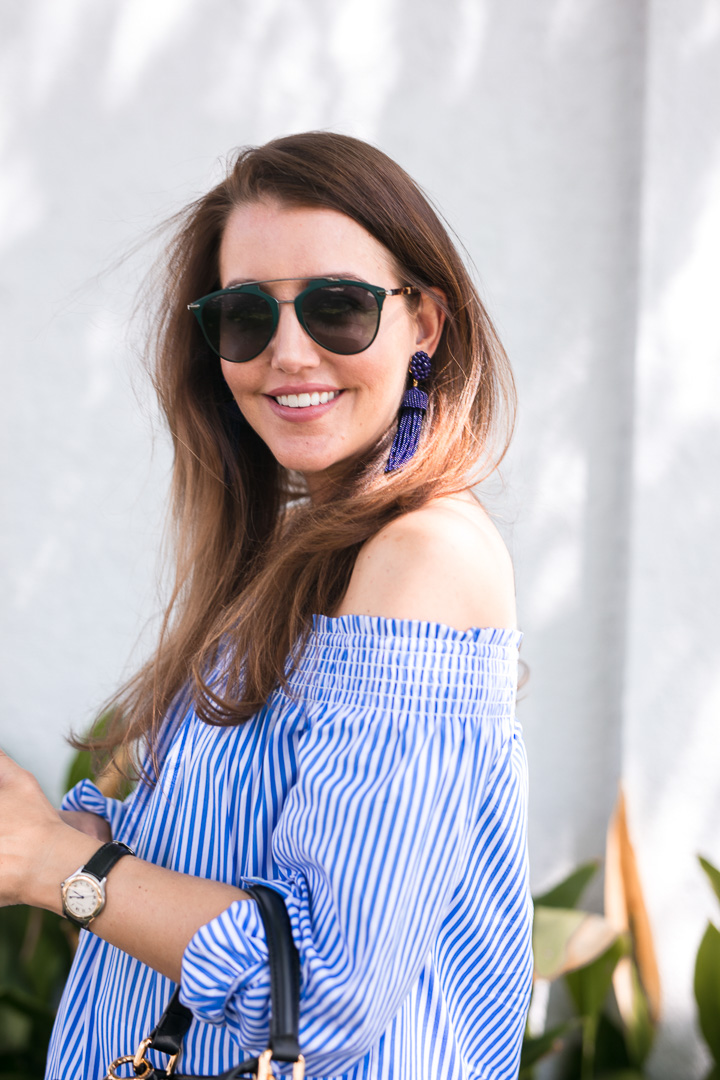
[{"left": 187, "top": 277, "right": 420, "bottom": 363}]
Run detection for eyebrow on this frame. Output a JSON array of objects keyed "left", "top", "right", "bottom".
[{"left": 222, "top": 273, "right": 368, "bottom": 289}]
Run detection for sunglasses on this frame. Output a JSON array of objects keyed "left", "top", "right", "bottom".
[{"left": 188, "top": 277, "right": 420, "bottom": 364}]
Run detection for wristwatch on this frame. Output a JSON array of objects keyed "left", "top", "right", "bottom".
[{"left": 60, "top": 840, "right": 135, "bottom": 929}]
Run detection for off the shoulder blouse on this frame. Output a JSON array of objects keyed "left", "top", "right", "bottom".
[{"left": 47, "top": 616, "right": 533, "bottom": 1080}]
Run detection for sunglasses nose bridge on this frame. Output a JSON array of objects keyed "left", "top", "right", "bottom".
[
  {"left": 270, "top": 296, "right": 307, "bottom": 331},
  {"left": 267, "top": 295, "right": 322, "bottom": 370}
]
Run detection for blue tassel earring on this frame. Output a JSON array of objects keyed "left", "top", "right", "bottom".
[{"left": 385, "top": 350, "right": 432, "bottom": 472}]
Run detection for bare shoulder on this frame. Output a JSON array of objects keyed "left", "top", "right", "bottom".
[{"left": 335, "top": 491, "right": 517, "bottom": 631}]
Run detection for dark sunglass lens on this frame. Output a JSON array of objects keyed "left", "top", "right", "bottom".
[
  {"left": 202, "top": 292, "right": 274, "bottom": 362},
  {"left": 301, "top": 285, "right": 379, "bottom": 354}
]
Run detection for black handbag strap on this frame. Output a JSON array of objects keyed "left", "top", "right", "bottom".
[
  {"left": 145, "top": 883, "right": 301, "bottom": 1077},
  {"left": 147, "top": 991, "right": 193, "bottom": 1057},
  {"left": 246, "top": 884, "right": 301, "bottom": 1062}
]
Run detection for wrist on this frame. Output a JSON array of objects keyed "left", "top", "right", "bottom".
[
  {"left": 60, "top": 840, "right": 135, "bottom": 928},
  {"left": 27, "top": 821, "right": 103, "bottom": 914}
]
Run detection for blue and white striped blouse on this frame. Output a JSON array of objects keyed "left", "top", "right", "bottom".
[{"left": 47, "top": 616, "right": 533, "bottom": 1080}]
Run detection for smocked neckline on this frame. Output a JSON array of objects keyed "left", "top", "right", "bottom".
[{"left": 310, "top": 613, "right": 523, "bottom": 647}]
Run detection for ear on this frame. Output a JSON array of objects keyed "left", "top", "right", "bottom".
[{"left": 414, "top": 287, "right": 447, "bottom": 357}]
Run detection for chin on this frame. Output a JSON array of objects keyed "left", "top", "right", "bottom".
[
  {"left": 265, "top": 434, "right": 338, "bottom": 470},
  {"left": 271, "top": 449, "right": 339, "bottom": 476},
  {"left": 263, "top": 432, "right": 381, "bottom": 485},
  {"left": 291, "top": 461, "right": 346, "bottom": 482},
  {"left": 275, "top": 447, "right": 365, "bottom": 490}
]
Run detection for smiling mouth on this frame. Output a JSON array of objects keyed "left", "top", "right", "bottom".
[{"left": 273, "top": 390, "right": 342, "bottom": 408}]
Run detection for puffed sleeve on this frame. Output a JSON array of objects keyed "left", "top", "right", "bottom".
[
  {"left": 180, "top": 617, "right": 532, "bottom": 1077},
  {"left": 60, "top": 778, "right": 128, "bottom": 837}
]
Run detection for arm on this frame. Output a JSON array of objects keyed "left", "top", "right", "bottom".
[
  {"left": 0, "top": 751, "right": 249, "bottom": 982},
  {"left": 59, "top": 808, "right": 112, "bottom": 842}
]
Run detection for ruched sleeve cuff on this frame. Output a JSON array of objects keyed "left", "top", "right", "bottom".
[
  {"left": 180, "top": 896, "right": 272, "bottom": 1049},
  {"left": 60, "top": 778, "right": 127, "bottom": 837}
]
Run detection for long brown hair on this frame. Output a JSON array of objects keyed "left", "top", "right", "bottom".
[{"left": 77, "top": 132, "right": 516, "bottom": 772}]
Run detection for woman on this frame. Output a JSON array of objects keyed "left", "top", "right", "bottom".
[{"left": 0, "top": 132, "right": 532, "bottom": 1079}]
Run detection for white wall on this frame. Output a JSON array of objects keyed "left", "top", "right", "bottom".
[
  {"left": 1, "top": 1, "right": 719, "bottom": 1074},
  {"left": 623, "top": 1, "right": 720, "bottom": 1071}
]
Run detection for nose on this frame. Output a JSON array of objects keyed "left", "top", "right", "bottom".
[{"left": 267, "top": 300, "right": 321, "bottom": 374}]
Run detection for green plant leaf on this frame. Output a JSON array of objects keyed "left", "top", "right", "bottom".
[
  {"left": 63, "top": 709, "right": 135, "bottom": 801},
  {"left": 520, "top": 1019, "right": 578, "bottom": 1071},
  {"left": 533, "top": 906, "right": 619, "bottom": 981},
  {"left": 565, "top": 934, "right": 629, "bottom": 1019},
  {"left": 533, "top": 907, "right": 585, "bottom": 979},
  {"left": 0, "top": 988, "right": 56, "bottom": 1074},
  {"left": 594, "top": 1072, "right": 646, "bottom": 1079},
  {"left": 533, "top": 860, "right": 600, "bottom": 910},
  {"left": 0, "top": 987, "right": 55, "bottom": 1022},
  {"left": 0, "top": 905, "right": 74, "bottom": 1007},
  {"left": 553, "top": 1034, "right": 642, "bottom": 1080},
  {"left": 606, "top": 789, "right": 661, "bottom": 1026},
  {"left": 620, "top": 957, "right": 655, "bottom": 1066},
  {"left": 0, "top": 1001, "right": 32, "bottom": 1056},
  {"left": 63, "top": 708, "right": 116, "bottom": 793},
  {"left": 694, "top": 921, "right": 720, "bottom": 1061},
  {"left": 0, "top": 906, "right": 74, "bottom": 1072},
  {"left": 594, "top": 1011, "right": 633, "bottom": 1070},
  {"left": 699, "top": 857, "right": 720, "bottom": 909},
  {"left": 63, "top": 747, "right": 96, "bottom": 793}
]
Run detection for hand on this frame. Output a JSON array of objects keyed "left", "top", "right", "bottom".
[
  {"left": 0, "top": 748, "right": 95, "bottom": 908},
  {"left": 59, "top": 810, "right": 112, "bottom": 843},
  {"left": 0, "top": 750, "right": 246, "bottom": 980}
]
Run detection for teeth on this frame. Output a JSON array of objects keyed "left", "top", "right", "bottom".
[{"left": 275, "top": 390, "right": 340, "bottom": 408}]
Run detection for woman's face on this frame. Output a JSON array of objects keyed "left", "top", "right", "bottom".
[{"left": 217, "top": 198, "right": 443, "bottom": 496}]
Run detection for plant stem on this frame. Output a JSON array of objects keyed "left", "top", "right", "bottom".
[{"left": 580, "top": 1015, "right": 597, "bottom": 1080}]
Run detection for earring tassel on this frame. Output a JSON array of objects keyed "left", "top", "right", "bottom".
[{"left": 385, "top": 385, "right": 428, "bottom": 472}]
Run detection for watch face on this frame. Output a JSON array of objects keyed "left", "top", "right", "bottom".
[{"left": 63, "top": 874, "right": 104, "bottom": 920}]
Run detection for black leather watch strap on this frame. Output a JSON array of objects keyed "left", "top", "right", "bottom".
[
  {"left": 83, "top": 840, "right": 134, "bottom": 880},
  {"left": 62, "top": 841, "right": 135, "bottom": 930}
]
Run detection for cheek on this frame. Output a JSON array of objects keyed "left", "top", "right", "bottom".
[
  {"left": 366, "top": 353, "right": 410, "bottom": 411},
  {"left": 221, "top": 362, "right": 254, "bottom": 403}
]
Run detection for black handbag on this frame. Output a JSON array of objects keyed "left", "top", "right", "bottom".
[{"left": 106, "top": 884, "right": 304, "bottom": 1080}]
